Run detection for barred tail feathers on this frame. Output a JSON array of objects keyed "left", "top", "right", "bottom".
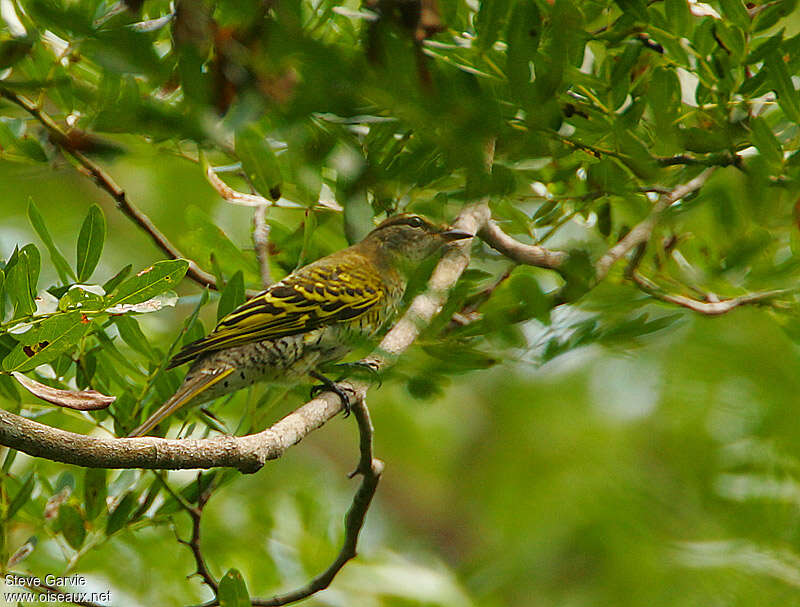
[{"left": 127, "top": 367, "right": 236, "bottom": 437}]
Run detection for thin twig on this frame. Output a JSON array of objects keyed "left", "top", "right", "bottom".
[
  {"left": 158, "top": 470, "right": 219, "bottom": 593},
  {"left": 478, "top": 220, "right": 568, "bottom": 270},
  {"left": 183, "top": 474, "right": 219, "bottom": 593},
  {"left": 0, "top": 88, "right": 219, "bottom": 291},
  {"left": 253, "top": 205, "right": 272, "bottom": 288},
  {"left": 630, "top": 271, "right": 790, "bottom": 315},
  {"left": 209, "top": 397, "right": 383, "bottom": 607},
  {"left": 595, "top": 168, "right": 716, "bottom": 281},
  {"left": 203, "top": 160, "right": 343, "bottom": 211}
]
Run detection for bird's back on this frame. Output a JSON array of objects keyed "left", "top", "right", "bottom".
[{"left": 168, "top": 245, "right": 405, "bottom": 368}]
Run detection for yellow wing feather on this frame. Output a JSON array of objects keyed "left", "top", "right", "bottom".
[{"left": 168, "top": 253, "right": 388, "bottom": 368}]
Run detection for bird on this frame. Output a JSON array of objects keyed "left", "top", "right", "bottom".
[{"left": 127, "top": 213, "right": 472, "bottom": 437}]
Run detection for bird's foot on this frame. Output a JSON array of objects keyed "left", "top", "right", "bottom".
[
  {"left": 327, "top": 360, "right": 383, "bottom": 387},
  {"left": 310, "top": 371, "right": 352, "bottom": 417}
]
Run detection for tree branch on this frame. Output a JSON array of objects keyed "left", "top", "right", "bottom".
[
  {"left": 0, "top": 88, "right": 219, "bottom": 291},
  {"left": 478, "top": 220, "right": 567, "bottom": 269},
  {"left": 595, "top": 168, "right": 715, "bottom": 281}
]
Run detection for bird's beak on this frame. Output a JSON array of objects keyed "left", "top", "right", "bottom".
[{"left": 441, "top": 228, "right": 473, "bottom": 241}]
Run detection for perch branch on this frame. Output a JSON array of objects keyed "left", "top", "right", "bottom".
[
  {"left": 595, "top": 168, "right": 715, "bottom": 281},
  {"left": 0, "top": 88, "right": 219, "bottom": 291}
]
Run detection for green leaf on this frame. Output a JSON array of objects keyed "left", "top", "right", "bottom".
[
  {"left": 114, "top": 315, "right": 154, "bottom": 358},
  {"left": 106, "top": 492, "right": 137, "bottom": 535},
  {"left": 0, "top": 269, "right": 5, "bottom": 319},
  {"left": 218, "top": 569, "right": 250, "bottom": 607},
  {"left": 76, "top": 204, "right": 106, "bottom": 282},
  {"left": 749, "top": 117, "right": 783, "bottom": 167},
  {"left": 106, "top": 260, "right": 189, "bottom": 307},
  {"left": 102, "top": 264, "right": 133, "bottom": 294},
  {"left": 217, "top": 270, "right": 245, "bottom": 321},
  {"left": 58, "top": 504, "right": 86, "bottom": 550},
  {"left": 475, "top": 0, "right": 511, "bottom": 51},
  {"left": 5, "top": 244, "right": 40, "bottom": 316},
  {"left": 83, "top": 469, "right": 107, "bottom": 521},
  {"left": 613, "top": 0, "right": 648, "bottom": 21},
  {"left": 718, "top": 0, "right": 751, "bottom": 29},
  {"left": 58, "top": 286, "right": 105, "bottom": 313},
  {"left": 181, "top": 207, "right": 259, "bottom": 282},
  {"left": 2, "top": 311, "right": 93, "bottom": 372},
  {"left": 27, "top": 199, "right": 76, "bottom": 283},
  {"left": 764, "top": 49, "right": 800, "bottom": 124},
  {"left": 0, "top": 36, "right": 34, "bottom": 70},
  {"left": 6, "top": 472, "right": 35, "bottom": 520},
  {"left": 235, "top": 126, "right": 282, "bottom": 200},
  {"left": 506, "top": 1, "right": 541, "bottom": 101}
]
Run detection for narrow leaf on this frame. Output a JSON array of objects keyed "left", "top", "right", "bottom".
[
  {"left": 6, "top": 472, "right": 35, "bottom": 520},
  {"left": 83, "top": 469, "right": 107, "bottom": 520},
  {"left": 765, "top": 49, "right": 800, "bottom": 124},
  {"left": 58, "top": 504, "right": 86, "bottom": 550},
  {"left": 76, "top": 205, "right": 106, "bottom": 282},
  {"left": 106, "top": 260, "right": 189, "bottom": 307},
  {"left": 102, "top": 264, "right": 132, "bottom": 294},
  {"left": 114, "top": 315, "right": 154, "bottom": 358},
  {"left": 235, "top": 126, "right": 282, "bottom": 201},
  {"left": 28, "top": 200, "right": 76, "bottom": 283},
  {"left": 106, "top": 492, "right": 136, "bottom": 535},
  {"left": 6, "top": 244, "right": 40, "bottom": 316},
  {"left": 217, "top": 270, "right": 245, "bottom": 320},
  {"left": 718, "top": 0, "right": 751, "bottom": 29}
]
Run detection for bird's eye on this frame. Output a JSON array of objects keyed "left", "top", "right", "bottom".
[{"left": 407, "top": 216, "right": 424, "bottom": 228}]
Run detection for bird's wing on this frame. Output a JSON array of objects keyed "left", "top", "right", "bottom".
[{"left": 167, "top": 255, "right": 388, "bottom": 368}]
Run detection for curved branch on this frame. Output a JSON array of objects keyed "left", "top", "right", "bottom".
[
  {"left": 478, "top": 220, "right": 567, "bottom": 269},
  {"left": 0, "top": 390, "right": 346, "bottom": 473}
]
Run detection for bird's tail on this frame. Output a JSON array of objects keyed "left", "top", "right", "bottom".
[{"left": 127, "top": 367, "right": 236, "bottom": 437}]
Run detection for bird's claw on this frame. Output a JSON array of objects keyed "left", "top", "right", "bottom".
[{"left": 310, "top": 372, "right": 352, "bottom": 417}]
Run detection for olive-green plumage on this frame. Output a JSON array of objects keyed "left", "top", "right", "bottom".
[{"left": 128, "top": 214, "right": 471, "bottom": 436}]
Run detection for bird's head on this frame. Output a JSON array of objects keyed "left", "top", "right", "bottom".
[{"left": 361, "top": 213, "right": 472, "bottom": 270}]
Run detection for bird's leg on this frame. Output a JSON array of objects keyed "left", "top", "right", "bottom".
[{"left": 309, "top": 370, "right": 352, "bottom": 417}]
